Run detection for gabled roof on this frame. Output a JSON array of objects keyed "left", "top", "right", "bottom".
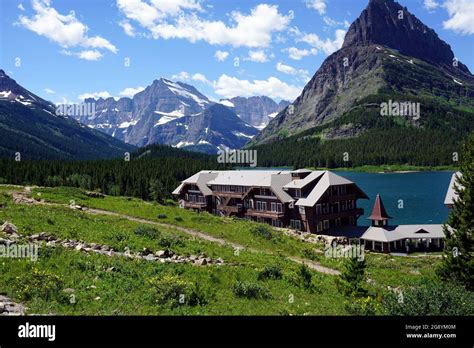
[
  {"left": 283, "top": 171, "right": 325, "bottom": 189},
  {"left": 360, "top": 224, "right": 445, "bottom": 242},
  {"left": 444, "top": 172, "right": 462, "bottom": 205},
  {"left": 295, "top": 171, "right": 368, "bottom": 207},
  {"left": 206, "top": 170, "right": 284, "bottom": 187},
  {"left": 173, "top": 170, "right": 221, "bottom": 196},
  {"left": 270, "top": 173, "right": 294, "bottom": 203},
  {"left": 368, "top": 194, "right": 392, "bottom": 221}
]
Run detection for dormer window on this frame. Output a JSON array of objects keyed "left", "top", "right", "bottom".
[{"left": 294, "top": 189, "right": 301, "bottom": 198}]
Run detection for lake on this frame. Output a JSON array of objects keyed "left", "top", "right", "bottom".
[{"left": 335, "top": 171, "right": 454, "bottom": 226}]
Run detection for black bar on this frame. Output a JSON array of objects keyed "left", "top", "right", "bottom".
[{"left": 0, "top": 316, "right": 472, "bottom": 346}]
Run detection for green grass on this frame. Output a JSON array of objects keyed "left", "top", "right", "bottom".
[{"left": 0, "top": 186, "right": 446, "bottom": 315}]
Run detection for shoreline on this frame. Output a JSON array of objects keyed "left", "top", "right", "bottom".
[{"left": 308, "top": 165, "right": 458, "bottom": 174}]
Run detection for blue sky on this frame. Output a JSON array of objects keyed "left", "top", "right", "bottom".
[{"left": 1, "top": 0, "right": 473, "bottom": 104}]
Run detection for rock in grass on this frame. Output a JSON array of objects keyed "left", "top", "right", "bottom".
[{"left": 1, "top": 222, "right": 18, "bottom": 234}]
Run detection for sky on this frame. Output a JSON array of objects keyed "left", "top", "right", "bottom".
[{"left": 1, "top": 0, "right": 473, "bottom": 104}]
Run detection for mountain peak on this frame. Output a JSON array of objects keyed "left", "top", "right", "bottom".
[{"left": 342, "top": 0, "right": 462, "bottom": 70}]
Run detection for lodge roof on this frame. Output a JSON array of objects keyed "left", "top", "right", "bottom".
[
  {"left": 173, "top": 169, "right": 368, "bottom": 206},
  {"left": 367, "top": 194, "right": 392, "bottom": 221},
  {"left": 360, "top": 224, "right": 445, "bottom": 242}
]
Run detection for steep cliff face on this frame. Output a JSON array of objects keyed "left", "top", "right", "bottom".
[
  {"left": 219, "top": 96, "right": 290, "bottom": 129},
  {"left": 253, "top": 0, "right": 473, "bottom": 145}
]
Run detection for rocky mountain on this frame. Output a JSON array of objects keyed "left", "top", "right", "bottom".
[
  {"left": 73, "top": 78, "right": 211, "bottom": 144},
  {"left": 0, "top": 70, "right": 134, "bottom": 160},
  {"left": 147, "top": 104, "right": 258, "bottom": 154},
  {"left": 218, "top": 96, "right": 290, "bottom": 129},
  {"left": 71, "top": 78, "right": 261, "bottom": 153},
  {"left": 252, "top": 0, "right": 474, "bottom": 145}
]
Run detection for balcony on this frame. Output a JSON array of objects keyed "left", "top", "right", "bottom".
[
  {"left": 183, "top": 201, "right": 207, "bottom": 209},
  {"left": 316, "top": 208, "right": 364, "bottom": 220},
  {"left": 327, "top": 193, "right": 356, "bottom": 203},
  {"left": 217, "top": 204, "right": 242, "bottom": 213},
  {"left": 245, "top": 209, "right": 285, "bottom": 219}
]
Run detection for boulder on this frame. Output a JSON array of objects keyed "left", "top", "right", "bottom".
[{"left": 1, "top": 222, "right": 18, "bottom": 234}]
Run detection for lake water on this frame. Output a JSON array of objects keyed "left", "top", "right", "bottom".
[{"left": 335, "top": 171, "right": 454, "bottom": 226}]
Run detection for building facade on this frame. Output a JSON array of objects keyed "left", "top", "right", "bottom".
[{"left": 173, "top": 169, "right": 368, "bottom": 233}]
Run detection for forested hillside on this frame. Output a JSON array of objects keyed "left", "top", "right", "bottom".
[
  {"left": 0, "top": 145, "right": 225, "bottom": 200},
  {"left": 251, "top": 93, "right": 473, "bottom": 168}
]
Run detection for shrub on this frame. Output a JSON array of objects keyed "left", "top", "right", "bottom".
[
  {"left": 232, "top": 281, "right": 271, "bottom": 299},
  {"left": 251, "top": 225, "right": 273, "bottom": 240},
  {"left": 158, "top": 235, "right": 185, "bottom": 248},
  {"left": 134, "top": 225, "right": 160, "bottom": 239},
  {"left": 336, "top": 257, "right": 367, "bottom": 298},
  {"left": 148, "top": 275, "right": 208, "bottom": 307},
  {"left": 297, "top": 264, "right": 313, "bottom": 290},
  {"left": 15, "top": 268, "right": 64, "bottom": 301},
  {"left": 345, "top": 296, "right": 382, "bottom": 315},
  {"left": 382, "top": 281, "right": 474, "bottom": 316},
  {"left": 157, "top": 214, "right": 167, "bottom": 219},
  {"left": 258, "top": 265, "right": 283, "bottom": 281}
]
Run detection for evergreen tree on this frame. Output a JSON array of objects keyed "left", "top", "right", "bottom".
[
  {"left": 437, "top": 133, "right": 474, "bottom": 290},
  {"left": 337, "top": 256, "right": 367, "bottom": 297}
]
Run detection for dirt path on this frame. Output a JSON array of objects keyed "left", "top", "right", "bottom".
[{"left": 12, "top": 187, "right": 340, "bottom": 275}]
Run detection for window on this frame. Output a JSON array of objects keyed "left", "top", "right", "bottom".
[
  {"left": 290, "top": 219, "right": 301, "bottom": 230},
  {"left": 299, "top": 206, "right": 305, "bottom": 214},
  {"left": 271, "top": 219, "right": 281, "bottom": 227},
  {"left": 294, "top": 189, "right": 301, "bottom": 198},
  {"left": 335, "top": 218, "right": 341, "bottom": 227},
  {"left": 341, "top": 185, "right": 346, "bottom": 195},
  {"left": 256, "top": 201, "right": 262, "bottom": 211},
  {"left": 185, "top": 193, "right": 189, "bottom": 200},
  {"left": 349, "top": 216, "right": 354, "bottom": 225},
  {"left": 316, "top": 204, "right": 322, "bottom": 214},
  {"left": 323, "top": 220, "right": 329, "bottom": 230},
  {"left": 277, "top": 203, "right": 283, "bottom": 213},
  {"left": 262, "top": 202, "right": 267, "bottom": 211},
  {"left": 342, "top": 201, "right": 347, "bottom": 211},
  {"left": 271, "top": 202, "right": 276, "bottom": 212},
  {"left": 317, "top": 222, "right": 323, "bottom": 232}
]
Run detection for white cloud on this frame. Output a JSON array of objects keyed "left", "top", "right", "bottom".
[
  {"left": 44, "top": 88, "right": 55, "bottom": 94},
  {"left": 215, "top": 50, "right": 229, "bottom": 61},
  {"left": 424, "top": 0, "right": 439, "bottom": 10},
  {"left": 119, "top": 86, "right": 145, "bottom": 97},
  {"left": 214, "top": 74, "right": 302, "bottom": 100},
  {"left": 18, "top": 3, "right": 25, "bottom": 11},
  {"left": 78, "top": 91, "right": 114, "bottom": 100},
  {"left": 171, "top": 71, "right": 211, "bottom": 84},
  {"left": 116, "top": 0, "right": 203, "bottom": 27},
  {"left": 284, "top": 47, "right": 317, "bottom": 60},
  {"left": 18, "top": 0, "right": 117, "bottom": 60},
  {"left": 306, "top": 0, "right": 326, "bottom": 15},
  {"left": 119, "top": 20, "right": 136, "bottom": 37},
  {"left": 244, "top": 50, "right": 269, "bottom": 63},
  {"left": 78, "top": 50, "right": 103, "bottom": 61},
  {"left": 297, "top": 29, "right": 346, "bottom": 55},
  {"left": 118, "top": 3, "right": 291, "bottom": 48},
  {"left": 442, "top": 0, "right": 474, "bottom": 34},
  {"left": 276, "top": 62, "right": 310, "bottom": 81}
]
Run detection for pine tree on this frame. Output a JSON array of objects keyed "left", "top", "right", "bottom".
[
  {"left": 437, "top": 133, "right": 474, "bottom": 290},
  {"left": 337, "top": 256, "right": 367, "bottom": 297}
]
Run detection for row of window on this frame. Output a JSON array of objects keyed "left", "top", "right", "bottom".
[
  {"left": 244, "top": 200, "right": 283, "bottom": 213},
  {"left": 185, "top": 194, "right": 206, "bottom": 203},
  {"left": 315, "top": 200, "right": 354, "bottom": 214}
]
